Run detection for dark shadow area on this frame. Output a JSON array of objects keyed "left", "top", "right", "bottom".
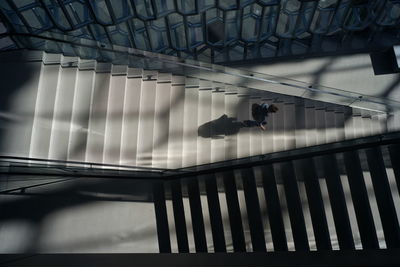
[
  {"left": 0, "top": 50, "right": 37, "bottom": 153},
  {"left": 0, "top": 175, "right": 158, "bottom": 252},
  {"left": 2, "top": 249, "right": 400, "bottom": 267},
  {"left": 0, "top": 177, "right": 156, "bottom": 226},
  {"left": 0, "top": 50, "right": 35, "bottom": 110},
  {"left": 198, "top": 114, "right": 244, "bottom": 138}
]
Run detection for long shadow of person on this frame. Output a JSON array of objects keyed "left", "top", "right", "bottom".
[{"left": 198, "top": 114, "right": 244, "bottom": 138}]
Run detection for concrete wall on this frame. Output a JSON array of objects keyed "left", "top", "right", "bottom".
[
  {"left": 235, "top": 53, "right": 400, "bottom": 129},
  {"left": 239, "top": 53, "right": 400, "bottom": 104}
]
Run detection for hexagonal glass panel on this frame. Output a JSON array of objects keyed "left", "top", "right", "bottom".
[
  {"left": 343, "top": 1, "right": 382, "bottom": 30},
  {"left": 258, "top": 0, "right": 280, "bottom": 6},
  {"left": 218, "top": 0, "right": 238, "bottom": 10},
  {"left": 155, "top": 0, "right": 175, "bottom": 17},
  {"left": 327, "top": 0, "right": 351, "bottom": 34},
  {"left": 377, "top": 1, "right": 400, "bottom": 26},
  {"left": 319, "top": 0, "right": 337, "bottom": 9},
  {"left": 310, "top": 0, "right": 338, "bottom": 34},
  {"left": 177, "top": 0, "right": 196, "bottom": 14},
  {"left": 284, "top": 0, "right": 301, "bottom": 13},
  {"left": 22, "top": 8, "right": 52, "bottom": 31},
  {"left": 168, "top": 13, "right": 187, "bottom": 50},
  {"left": 188, "top": 26, "right": 203, "bottom": 48},
  {"left": 205, "top": 7, "right": 221, "bottom": 23},
  {"left": 42, "top": 0, "right": 71, "bottom": 30},
  {"left": 198, "top": 0, "right": 215, "bottom": 12},
  {"left": 207, "top": 20, "right": 224, "bottom": 45},
  {"left": 260, "top": 5, "right": 279, "bottom": 40},
  {"left": 228, "top": 44, "right": 245, "bottom": 61},
  {"left": 148, "top": 17, "right": 169, "bottom": 52},
  {"left": 65, "top": 1, "right": 92, "bottom": 26},
  {"left": 294, "top": 1, "right": 318, "bottom": 38},
  {"left": 89, "top": 0, "right": 112, "bottom": 24},
  {"left": 132, "top": 0, "right": 155, "bottom": 20},
  {"left": 14, "top": 0, "right": 37, "bottom": 9},
  {"left": 88, "top": 24, "right": 110, "bottom": 43},
  {"left": 225, "top": 10, "right": 239, "bottom": 43},
  {"left": 276, "top": 0, "right": 301, "bottom": 38},
  {"left": 187, "top": 14, "right": 203, "bottom": 48},
  {"left": 242, "top": 4, "right": 263, "bottom": 42},
  {"left": 111, "top": 0, "right": 135, "bottom": 21},
  {"left": 240, "top": 0, "right": 257, "bottom": 7},
  {"left": 108, "top": 23, "right": 132, "bottom": 47}
]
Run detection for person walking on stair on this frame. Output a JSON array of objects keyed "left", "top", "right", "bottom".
[{"left": 242, "top": 103, "right": 278, "bottom": 131}]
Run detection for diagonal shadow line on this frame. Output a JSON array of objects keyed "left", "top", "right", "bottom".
[{"left": 380, "top": 74, "right": 400, "bottom": 99}]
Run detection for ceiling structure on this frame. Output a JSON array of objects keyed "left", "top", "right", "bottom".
[{"left": 0, "top": 0, "right": 400, "bottom": 64}]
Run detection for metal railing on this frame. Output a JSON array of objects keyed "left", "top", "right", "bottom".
[
  {"left": 0, "top": 155, "right": 175, "bottom": 179},
  {"left": 1, "top": 131, "right": 399, "bottom": 180}
]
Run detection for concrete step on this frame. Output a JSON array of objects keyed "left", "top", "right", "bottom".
[
  {"left": 259, "top": 96, "right": 275, "bottom": 154},
  {"left": 334, "top": 107, "right": 346, "bottom": 142},
  {"left": 211, "top": 83, "right": 226, "bottom": 163},
  {"left": 197, "top": 80, "right": 213, "bottom": 165},
  {"left": 136, "top": 70, "right": 158, "bottom": 167},
  {"left": 85, "top": 63, "right": 112, "bottom": 164},
  {"left": 67, "top": 59, "right": 96, "bottom": 162},
  {"left": 152, "top": 73, "right": 172, "bottom": 168},
  {"left": 272, "top": 100, "right": 285, "bottom": 152},
  {"left": 305, "top": 100, "right": 318, "bottom": 146},
  {"left": 283, "top": 98, "right": 296, "bottom": 150},
  {"left": 120, "top": 68, "right": 143, "bottom": 166},
  {"left": 30, "top": 53, "right": 62, "bottom": 159},
  {"left": 236, "top": 91, "right": 251, "bottom": 158},
  {"left": 103, "top": 65, "right": 128, "bottom": 165},
  {"left": 315, "top": 103, "right": 327, "bottom": 145},
  {"left": 325, "top": 105, "right": 337, "bottom": 143},
  {"left": 167, "top": 75, "right": 185, "bottom": 169},
  {"left": 182, "top": 77, "right": 199, "bottom": 168},
  {"left": 351, "top": 108, "right": 364, "bottom": 139},
  {"left": 249, "top": 95, "right": 263, "bottom": 157},
  {"left": 224, "top": 86, "right": 239, "bottom": 161},
  {"left": 49, "top": 56, "right": 79, "bottom": 161}
]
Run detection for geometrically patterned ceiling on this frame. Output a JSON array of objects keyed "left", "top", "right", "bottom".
[{"left": 0, "top": 0, "right": 400, "bottom": 64}]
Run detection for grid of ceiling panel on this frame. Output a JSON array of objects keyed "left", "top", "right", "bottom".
[{"left": 0, "top": 0, "right": 400, "bottom": 62}]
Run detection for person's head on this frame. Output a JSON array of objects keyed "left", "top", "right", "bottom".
[{"left": 267, "top": 104, "right": 279, "bottom": 113}]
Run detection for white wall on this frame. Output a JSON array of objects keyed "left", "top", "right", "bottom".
[
  {"left": 240, "top": 53, "right": 400, "bottom": 103},
  {"left": 236, "top": 53, "right": 400, "bottom": 129}
]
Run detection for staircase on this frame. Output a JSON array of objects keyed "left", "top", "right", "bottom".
[
  {"left": 0, "top": 50, "right": 400, "bottom": 262},
  {"left": 0, "top": 51, "right": 391, "bottom": 169}
]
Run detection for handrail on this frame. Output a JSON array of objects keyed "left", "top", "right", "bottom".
[
  {"left": 1, "top": 131, "right": 399, "bottom": 180},
  {"left": 2, "top": 29, "right": 400, "bottom": 112},
  {"left": 0, "top": 161, "right": 178, "bottom": 179},
  {"left": 166, "top": 131, "right": 400, "bottom": 179},
  {"left": 0, "top": 155, "right": 168, "bottom": 172}
]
